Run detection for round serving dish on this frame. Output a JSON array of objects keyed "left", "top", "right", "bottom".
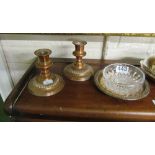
[
  {"left": 103, "top": 63, "right": 145, "bottom": 97},
  {"left": 144, "top": 56, "right": 155, "bottom": 75},
  {"left": 140, "top": 56, "right": 155, "bottom": 80},
  {"left": 94, "top": 70, "right": 150, "bottom": 100}
]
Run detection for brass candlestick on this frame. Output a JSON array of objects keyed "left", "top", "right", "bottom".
[
  {"left": 28, "top": 49, "right": 64, "bottom": 96},
  {"left": 64, "top": 40, "right": 94, "bottom": 81}
]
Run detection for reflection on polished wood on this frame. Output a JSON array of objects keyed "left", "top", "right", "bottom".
[{"left": 4, "top": 58, "right": 155, "bottom": 121}]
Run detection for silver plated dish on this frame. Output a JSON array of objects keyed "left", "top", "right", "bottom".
[
  {"left": 140, "top": 56, "right": 155, "bottom": 81},
  {"left": 94, "top": 70, "right": 150, "bottom": 101}
]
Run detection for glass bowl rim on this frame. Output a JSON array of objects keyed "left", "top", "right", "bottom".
[{"left": 102, "top": 63, "right": 145, "bottom": 87}]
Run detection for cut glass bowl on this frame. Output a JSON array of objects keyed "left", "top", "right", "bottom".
[{"left": 102, "top": 63, "right": 145, "bottom": 97}]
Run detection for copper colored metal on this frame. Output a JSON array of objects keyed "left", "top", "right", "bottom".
[
  {"left": 64, "top": 41, "right": 94, "bottom": 81},
  {"left": 28, "top": 49, "right": 64, "bottom": 96}
]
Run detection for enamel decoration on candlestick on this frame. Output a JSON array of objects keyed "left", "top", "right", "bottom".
[
  {"left": 28, "top": 49, "right": 64, "bottom": 96},
  {"left": 64, "top": 40, "right": 94, "bottom": 81}
]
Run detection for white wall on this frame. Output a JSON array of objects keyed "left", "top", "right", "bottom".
[
  {"left": 0, "top": 41, "right": 13, "bottom": 101},
  {"left": 105, "top": 36, "right": 155, "bottom": 60},
  {"left": 0, "top": 34, "right": 104, "bottom": 85},
  {"left": 1, "top": 34, "right": 155, "bottom": 100}
]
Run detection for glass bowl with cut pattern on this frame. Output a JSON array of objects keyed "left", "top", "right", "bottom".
[{"left": 102, "top": 63, "right": 145, "bottom": 97}]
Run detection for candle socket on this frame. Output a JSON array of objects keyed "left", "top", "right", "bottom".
[
  {"left": 28, "top": 49, "right": 64, "bottom": 96},
  {"left": 64, "top": 41, "right": 94, "bottom": 81}
]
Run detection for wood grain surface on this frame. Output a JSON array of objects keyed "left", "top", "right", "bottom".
[{"left": 4, "top": 58, "right": 155, "bottom": 121}]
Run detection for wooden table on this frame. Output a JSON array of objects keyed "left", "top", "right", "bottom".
[{"left": 4, "top": 59, "right": 155, "bottom": 121}]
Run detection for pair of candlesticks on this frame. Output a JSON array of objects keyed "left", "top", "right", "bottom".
[{"left": 28, "top": 40, "right": 94, "bottom": 96}]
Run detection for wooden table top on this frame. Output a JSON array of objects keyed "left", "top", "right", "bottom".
[{"left": 4, "top": 59, "right": 155, "bottom": 121}]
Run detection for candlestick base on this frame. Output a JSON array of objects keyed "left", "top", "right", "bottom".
[
  {"left": 64, "top": 63, "right": 94, "bottom": 81},
  {"left": 28, "top": 73, "right": 64, "bottom": 96}
]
